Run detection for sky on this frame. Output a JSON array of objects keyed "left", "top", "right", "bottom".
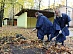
[{"left": 42, "top": 0, "right": 73, "bottom": 7}]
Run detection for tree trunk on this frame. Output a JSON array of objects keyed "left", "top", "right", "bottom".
[{"left": 0, "top": 0, "right": 5, "bottom": 27}]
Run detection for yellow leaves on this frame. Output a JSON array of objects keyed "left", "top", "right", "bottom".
[
  {"left": 17, "top": 0, "right": 24, "bottom": 5},
  {"left": 0, "top": 26, "right": 73, "bottom": 54},
  {"left": 45, "top": 44, "right": 71, "bottom": 54},
  {"left": 24, "top": 0, "right": 34, "bottom": 9},
  {"left": 61, "top": 0, "right": 66, "bottom": 5}
]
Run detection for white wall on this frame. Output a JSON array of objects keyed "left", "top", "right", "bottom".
[
  {"left": 17, "top": 12, "right": 27, "bottom": 28},
  {"left": 59, "top": 7, "right": 73, "bottom": 26},
  {"left": 4, "top": 19, "right": 7, "bottom": 25}
]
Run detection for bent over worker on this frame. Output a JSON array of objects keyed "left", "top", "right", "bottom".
[
  {"left": 32, "top": 12, "right": 54, "bottom": 42},
  {"left": 52, "top": 9, "right": 71, "bottom": 46}
]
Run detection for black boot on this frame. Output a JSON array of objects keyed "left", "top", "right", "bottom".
[
  {"left": 61, "top": 41, "right": 64, "bottom": 46},
  {"left": 45, "top": 34, "right": 50, "bottom": 42}
]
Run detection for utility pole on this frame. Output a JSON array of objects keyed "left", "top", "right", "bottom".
[
  {"left": 66, "top": 0, "right": 67, "bottom": 14},
  {"left": 48, "top": 0, "right": 50, "bottom": 8},
  {"left": 54, "top": 0, "right": 55, "bottom": 9},
  {"left": 38, "top": 0, "right": 41, "bottom": 10}
]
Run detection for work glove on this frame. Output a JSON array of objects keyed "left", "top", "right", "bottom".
[
  {"left": 32, "top": 28, "right": 36, "bottom": 31},
  {"left": 66, "top": 24, "right": 68, "bottom": 27},
  {"left": 52, "top": 37, "right": 56, "bottom": 41},
  {"left": 59, "top": 30, "right": 62, "bottom": 34}
]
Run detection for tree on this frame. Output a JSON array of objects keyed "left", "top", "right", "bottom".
[
  {"left": 1, "top": 0, "right": 23, "bottom": 26},
  {"left": 24, "top": 0, "right": 34, "bottom": 9},
  {"left": 34, "top": 0, "right": 44, "bottom": 10},
  {"left": 0, "top": 0, "right": 5, "bottom": 27}
]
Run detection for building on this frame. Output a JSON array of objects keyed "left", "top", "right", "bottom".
[
  {"left": 3, "top": 18, "right": 17, "bottom": 26},
  {"left": 15, "top": 9, "right": 54, "bottom": 28},
  {"left": 59, "top": 6, "right": 73, "bottom": 27}
]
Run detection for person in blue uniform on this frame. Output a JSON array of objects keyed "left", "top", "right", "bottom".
[
  {"left": 32, "top": 12, "right": 53, "bottom": 42},
  {"left": 52, "top": 9, "right": 71, "bottom": 46}
]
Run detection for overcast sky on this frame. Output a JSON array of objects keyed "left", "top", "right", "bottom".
[{"left": 42, "top": 0, "right": 73, "bottom": 7}]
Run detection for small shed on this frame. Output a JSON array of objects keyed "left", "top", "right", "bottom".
[
  {"left": 3, "top": 18, "right": 17, "bottom": 26},
  {"left": 15, "top": 9, "right": 54, "bottom": 28}
]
